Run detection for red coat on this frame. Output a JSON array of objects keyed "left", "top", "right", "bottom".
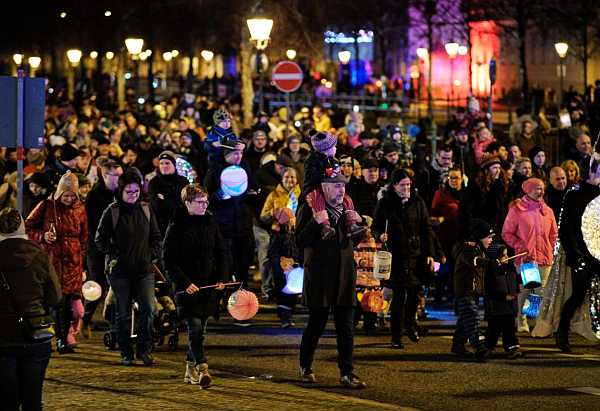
[
  {"left": 26, "top": 198, "right": 88, "bottom": 294},
  {"left": 501, "top": 196, "right": 557, "bottom": 267},
  {"left": 431, "top": 186, "right": 461, "bottom": 256}
]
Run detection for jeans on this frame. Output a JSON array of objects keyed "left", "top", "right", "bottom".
[
  {"left": 109, "top": 274, "right": 155, "bottom": 356},
  {"left": 0, "top": 342, "right": 51, "bottom": 411},
  {"left": 453, "top": 297, "right": 484, "bottom": 348},
  {"left": 390, "top": 286, "right": 420, "bottom": 341},
  {"left": 83, "top": 253, "right": 108, "bottom": 325},
  {"left": 185, "top": 316, "right": 209, "bottom": 365},
  {"left": 253, "top": 225, "right": 272, "bottom": 297},
  {"left": 53, "top": 293, "right": 76, "bottom": 344},
  {"left": 299, "top": 306, "right": 355, "bottom": 376},
  {"left": 485, "top": 315, "right": 519, "bottom": 351}
]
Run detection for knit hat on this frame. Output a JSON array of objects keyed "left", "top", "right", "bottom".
[
  {"left": 91, "top": 132, "right": 110, "bottom": 146},
  {"left": 0, "top": 208, "right": 26, "bottom": 242},
  {"left": 158, "top": 150, "right": 178, "bottom": 167},
  {"left": 480, "top": 154, "right": 501, "bottom": 170},
  {"left": 383, "top": 143, "right": 400, "bottom": 155},
  {"left": 308, "top": 129, "right": 337, "bottom": 155},
  {"left": 521, "top": 177, "right": 545, "bottom": 194},
  {"left": 528, "top": 146, "right": 544, "bottom": 161},
  {"left": 469, "top": 218, "right": 494, "bottom": 240},
  {"left": 54, "top": 171, "right": 79, "bottom": 200},
  {"left": 361, "top": 157, "right": 379, "bottom": 170},
  {"left": 57, "top": 144, "right": 83, "bottom": 162},
  {"left": 213, "top": 109, "right": 231, "bottom": 125},
  {"left": 274, "top": 207, "right": 294, "bottom": 225}
]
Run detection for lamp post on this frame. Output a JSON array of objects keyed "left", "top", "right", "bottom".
[
  {"left": 247, "top": 16, "right": 273, "bottom": 113},
  {"left": 416, "top": 48, "right": 428, "bottom": 101},
  {"left": 555, "top": 42, "right": 568, "bottom": 105},
  {"left": 66, "top": 49, "right": 82, "bottom": 101},
  {"left": 286, "top": 49, "right": 297, "bottom": 60},
  {"left": 28, "top": 57, "right": 41, "bottom": 76},
  {"left": 445, "top": 42, "right": 459, "bottom": 107},
  {"left": 125, "top": 38, "right": 144, "bottom": 89},
  {"left": 338, "top": 50, "right": 351, "bottom": 93}
]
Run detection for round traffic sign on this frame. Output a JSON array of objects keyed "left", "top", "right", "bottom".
[{"left": 272, "top": 61, "right": 303, "bottom": 93}]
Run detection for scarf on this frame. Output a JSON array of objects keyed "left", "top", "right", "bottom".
[{"left": 326, "top": 203, "right": 344, "bottom": 225}]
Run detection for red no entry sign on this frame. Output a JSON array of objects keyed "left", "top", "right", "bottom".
[{"left": 272, "top": 61, "right": 303, "bottom": 93}]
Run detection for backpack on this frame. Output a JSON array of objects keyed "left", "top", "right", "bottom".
[{"left": 109, "top": 201, "right": 151, "bottom": 230}]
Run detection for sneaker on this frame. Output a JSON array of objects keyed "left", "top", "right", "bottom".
[
  {"left": 121, "top": 355, "right": 135, "bottom": 366},
  {"left": 506, "top": 348, "right": 524, "bottom": 359},
  {"left": 139, "top": 352, "right": 154, "bottom": 366},
  {"left": 281, "top": 320, "right": 293, "bottom": 329},
  {"left": 234, "top": 319, "right": 252, "bottom": 327},
  {"left": 185, "top": 361, "right": 200, "bottom": 384},
  {"left": 390, "top": 339, "right": 404, "bottom": 349},
  {"left": 299, "top": 367, "right": 316, "bottom": 383},
  {"left": 197, "top": 363, "right": 212, "bottom": 388},
  {"left": 517, "top": 315, "right": 530, "bottom": 333},
  {"left": 339, "top": 373, "right": 366, "bottom": 389}
]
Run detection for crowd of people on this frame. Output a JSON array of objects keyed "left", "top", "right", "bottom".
[{"left": 1, "top": 88, "right": 600, "bottom": 409}]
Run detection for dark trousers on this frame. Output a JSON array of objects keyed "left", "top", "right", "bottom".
[
  {"left": 390, "top": 286, "right": 420, "bottom": 341},
  {"left": 485, "top": 315, "right": 519, "bottom": 350},
  {"left": 0, "top": 342, "right": 51, "bottom": 411},
  {"left": 82, "top": 253, "right": 108, "bottom": 325},
  {"left": 185, "top": 316, "right": 208, "bottom": 365},
  {"left": 453, "top": 297, "right": 484, "bottom": 348},
  {"left": 53, "top": 293, "right": 76, "bottom": 344},
  {"left": 299, "top": 306, "right": 355, "bottom": 376},
  {"left": 223, "top": 235, "right": 254, "bottom": 289},
  {"left": 559, "top": 266, "right": 595, "bottom": 334},
  {"left": 109, "top": 274, "right": 155, "bottom": 356}
]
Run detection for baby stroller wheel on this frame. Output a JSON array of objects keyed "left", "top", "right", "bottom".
[
  {"left": 103, "top": 332, "right": 117, "bottom": 350},
  {"left": 168, "top": 335, "right": 178, "bottom": 352}
]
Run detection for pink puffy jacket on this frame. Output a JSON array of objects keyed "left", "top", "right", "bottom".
[{"left": 501, "top": 195, "right": 558, "bottom": 267}]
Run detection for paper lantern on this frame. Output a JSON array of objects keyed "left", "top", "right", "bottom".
[
  {"left": 220, "top": 165, "right": 248, "bottom": 198},
  {"left": 373, "top": 251, "right": 392, "bottom": 280},
  {"left": 433, "top": 261, "right": 441, "bottom": 272},
  {"left": 282, "top": 267, "right": 304, "bottom": 295},
  {"left": 360, "top": 289, "right": 386, "bottom": 313},
  {"left": 176, "top": 157, "right": 195, "bottom": 183},
  {"left": 582, "top": 194, "right": 600, "bottom": 261},
  {"left": 82, "top": 280, "right": 102, "bottom": 302},
  {"left": 520, "top": 261, "right": 541, "bottom": 289},
  {"left": 227, "top": 289, "right": 259, "bottom": 320}
]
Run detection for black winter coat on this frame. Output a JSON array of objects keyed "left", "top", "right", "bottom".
[
  {"left": 453, "top": 241, "right": 494, "bottom": 298},
  {"left": 85, "top": 178, "right": 116, "bottom": 256},
  {"left": 372, "top": 190, "right": 435, "bottom": 288},
  {"left": 148, "top": 172, "right": 189, "bottom": 236},
  {"left": 267, "top": 226, "right": 302, "bottom": 290},
  {"left": 484, "top": 262, "right": 519, "bottom": 318},
  {"left": 296, "top": 203, "right": 358, "bottom": 307},
  {"left": 204, "top": 161, "right": 255, "bottom": 239},
  {"left": 95, "top": 201, "right": 162, "bottom": 278},
  {"left": 163, "top": 211, "right": 228, "bottom": 318},
  {"left": 0, "top": 238, "right": 61, "bottom": 348},
  {"left": 347, "top": 179, "right": 380, "bottom": 217}
]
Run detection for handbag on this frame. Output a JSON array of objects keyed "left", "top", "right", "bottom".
[{"left": 0, "top": 271, "right": 56, "bottom": 342}]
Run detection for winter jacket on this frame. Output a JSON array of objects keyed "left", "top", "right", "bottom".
[
  {"left": 372, "top": 189, "right": 435, "bottom": 288},
  {"left": 296, "top": 203, "right": 359, "bottom": 307},
  {"left": 204, "top": 160, "right": 254, "bottom": 239},
  {"left": 460, "top": 177, "right": 510, "bottom": 234},
  {"left": 95, "top": 201, "right": 162, "bottom": 278},
  {"left": 431, "top": 185, "right": 462, "bottom": 257},
  {"left": 267, "top": 225, "right": 302, "bottom": 290},
  {"left": 26, "top": 198, "right": 88, "bottom": 295},
  {"left": 484, "top": 262, "right": 519, "bottom": 318},
  {"left": 260, "top": 183, "right": 301, "bottom": 230},
  {"left": 544, "top": 185, "right": 568, "bottom": 223},
  {"left": 560, "top": 182, "right": 600, "bottom": 269},
  {"left": 163, "top": 210, "right": 228, "bottom": 318},
  {"left": 347, "top": 179, "right": 380, "bottom": 218},
  {"left": 453, "top": 241, "right": 493, "bottom": 298},
  {"left": 85, "top": 178, "right": 117, "bottom": 256},
  {"left": 0, "top": 238, "right": 61, "bottom": 348},
  {"left": 501, "top": 196, "right": 557, "bottom": 267},
  {"left": 244, "top": 146, "right": 271, "bottom": 177},
  {"left": 473, "top": 137, "right": 496, "bottom": 165},
  {"left": 253, "top": 160, "right": 283, "bottom": 226},
  {"left": 278, "top": 147, "right": 309, "bottom": 179},
  {"left": 204, "top": 126, "right": 238, "bottom": 162},
  {"left": 300, "top": 151, "right": 333, "bottom": 201},
  {"left": 148, "top": 172, "right": 189, "bottom": 236}
]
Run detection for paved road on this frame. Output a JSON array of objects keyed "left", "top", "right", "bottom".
[{"left": 44, "top": 306, "right": 600, "bottom": 410}]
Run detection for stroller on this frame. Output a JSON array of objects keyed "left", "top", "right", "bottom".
[{"left": 102, "top": 280, "right": 181, "bottom": 352}]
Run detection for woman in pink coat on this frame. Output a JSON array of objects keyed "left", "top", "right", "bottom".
[{"left": 502, "top": 178, "right": 557, "bottom": 333}]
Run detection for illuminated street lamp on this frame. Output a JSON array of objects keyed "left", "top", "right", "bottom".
[
  {"left": 66, "top": 49, "right": 82, "bottom": 101},
  {"left": 247, "top": 15, "right": 273, "bottom": 112},
  {"left": 162, "top": 51, "right": 173, "bottom": 62},
  {"left": 66, "top": 49, "right": 82, "bottom": 66},
  {"left": 201, "top": 50, "right": 214, "bottom": 62},
  {"left": 28, "top": 56, "right": 41, "bottom": 69},
  {"left": 555, "top": 42, "right": 569, "bottom": 104},
  {"left": 125, "top": 38, "right": 144, "bottom": 55},
  {"left": 171, "top": 49, "right": 180, "bottom": 58},
  {"left": 338, "top": 50, "right": 352, "bottom": 65},
  {"left": 416, "top": 47, "right": 428, "bottom": 60},
  {"left": 13, "top": 53, "right": 24, "bottom": 66},
  {"left": 445, "top": 42, "right": 459, "bottom": 104},
  {"left": 105, "top": 51, "right": 115, "bottom": 60},
  {"left": 90, "top": 51, "right": 98, "bottom": 59},
  {"left": 286, "top": 49, "right": 297, "bottom": 60},
  {"left": 458, "top": 45, "right": 468, "bottom": 56},
  {"left": 104, "top": 10, "right": 112, "bottom": 17}
]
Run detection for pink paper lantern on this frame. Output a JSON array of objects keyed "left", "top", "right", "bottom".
[{"left": 227, "top": 290, "right": 259, "bottom": 320}]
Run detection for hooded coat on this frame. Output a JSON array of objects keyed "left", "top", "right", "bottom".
[{"left": 148, "top": 171, "right": 189, "bottom": 236}]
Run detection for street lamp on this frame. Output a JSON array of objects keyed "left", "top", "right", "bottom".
[
  {"left": 90, "top": 51, "right": 98, "bottom": 59},
  {"left": 286, "top": 49, "right": 297, "bottom": 60},
  {"left": 12, "top": 53, "right": 24, "bottom": 66},
  {"left": 125, "top": 38, "right": 144, "bottom": 55},
  {"left": 338, "top": 50, "right": 352, "bottom": 93},
  {"left": 458, "top": 45, "right": 468, "bottom": 56},
  {"left": 555, "top": 42, "right": 569, "bottom": 105},
  {"left": 66, "top": 49, "right": 82, "bottom": 66},
  {"left": 28, "top": 56, "right": 41, "bottom": 69},
  {"left": 162, "top": 51, "right": 173, "bottom": 62},
  {"left": 201, "top": 50, "right": 214, "bottom": 62},
  {"left": 247, "top": 15, "right": 273, "bottom": 112},
  {"left": 445, "top": 42, "right": 459, "bottom": 105},
  {"left": 66, "top": 49, "right": 82, "bottom": 101},
  {"left": 105, "top": 51, "right": 114, "bottom": 60},
  {"left": 416, "top": 47, "right": 428, "bottom": 60},
  {"left": 338, "top": 50, "right": 352, "bottom": 65}
]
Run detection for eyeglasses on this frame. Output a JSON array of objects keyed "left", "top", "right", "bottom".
[
  {"left": 125, "top": 190, "right": 140, "bottom": 195},
  {"left": 192, "top": 199, "right": 209, "bottom": 206}
]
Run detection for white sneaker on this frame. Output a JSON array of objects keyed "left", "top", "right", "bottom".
[
  {"left": 517, "top": 315, "right": 530, "bottom": 333},
  {"left": 184, "top": 361, "right": 200, "bottom": 384}
]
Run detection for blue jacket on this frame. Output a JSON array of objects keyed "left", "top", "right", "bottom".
[{"left": 204, "top": 126, "right": 238, "bottom": 162}]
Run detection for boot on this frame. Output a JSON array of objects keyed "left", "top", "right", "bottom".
[
  {"left": 474, "top": 346, "right": 489, "bottom": 363},
  {"left": 184, "top": 361, "right": 200, "bottom": 384},
  {"left": 197, "top": 363, "right": 212, "bottom": 388},
  {"left": 555, "top": 330, "right": 572, "bottom": 353},
  {"left": 56, "top": 339, "right": 75, "bottom": 354},
  {"left": 451, "top": 342, "right": 473, "bottom": 357}
]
